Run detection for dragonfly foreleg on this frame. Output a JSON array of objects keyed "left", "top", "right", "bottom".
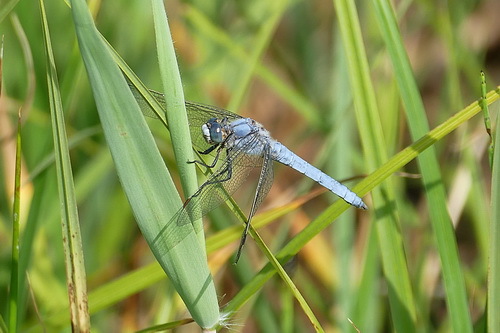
[
  {"left": 187, "top": 144, "right": 223, "bottom": 169},
  {"left": 198, "top": 144, "right": 218, "bottom": 155}
]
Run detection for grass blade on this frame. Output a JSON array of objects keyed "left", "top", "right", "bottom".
[
  {"left": 489, "top": 97, "right": 500, "bottom": 332},
  {"left": 247, "top": 227, "right": 325, "bottom": 333},
  {"left": 372, "top": 0, "right": 474, "bottom": 330},
  {"left": 7, "top": 111, "right": 22, "bottom": 333},
  {"left": 480, "top": 71, "right": 494, "bottom": 166},
  {"left": 151, "top": 0, "right": 197, "bottom": 202},
  {"left": 39, "top": 0, "right": 90, "bottom": 330}
]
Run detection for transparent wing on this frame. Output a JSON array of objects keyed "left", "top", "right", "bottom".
[
  {"left": 184, "top": 101, "right": 243, "bottom": 155},
  {"left": 153, "top": 133, "right": 272, "bottom": 253},
  {"left": 131, "top": 84, "right": 277, "bottom": 254},
  {"left": 130, "top": 85, "right": 243, "bottom": 154},
  {"left": 234, "top": 145, "right": 275, "bottom": 262},
  {"left": 177, "top": 133, "right": 268, "bottom": 225},
  {"left": 249, "top": 146, "right": 275, "bottom": 217}
]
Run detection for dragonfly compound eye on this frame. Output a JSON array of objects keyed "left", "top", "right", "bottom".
[{"left": 202, "top": 118, "right": 224, "bottom": 144}]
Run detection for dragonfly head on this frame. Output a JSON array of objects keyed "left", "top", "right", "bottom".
[{"left": 202, "top": 118, "right": 225, "bottom": 144}]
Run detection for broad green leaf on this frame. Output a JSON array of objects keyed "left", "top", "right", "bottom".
[{"left": 68, "top": 0, "right": 219, "bottom": 328}]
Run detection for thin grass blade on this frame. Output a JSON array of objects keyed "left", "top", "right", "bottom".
[
  {"left": 246, "top": 226, "right": 325, "bottom": 333},
  {"left": 480, "top": 71, "right": 494, "bottom": 166},
  {"left": 372, "top": 0, "right": 474, "bottom": 330},
  {"left": 7, "top": 110, "right": 22, "bottom": 333},
  {"left": 488, "top": 100, "right": 500, "bottom": 332},
  {"left": 39, "top": 0, "right": 90, "bottom": 330},
  {"left": 151, "top": 0, "right": 198, "bottom": 203}
]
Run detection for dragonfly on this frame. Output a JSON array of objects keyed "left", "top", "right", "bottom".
[{"left": 131, "top": 84, "right": 367, "bottom": 263}]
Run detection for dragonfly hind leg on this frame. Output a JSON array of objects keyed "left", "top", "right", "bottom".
[
  {"left": 187, "top": 159, "right": 233, "bottom": 202},
  {"left": 233, "top": 146, "right": 274, "bottom": 264},
  {"left": 234, "top": 220, "right": 251, "bottom": 264}
]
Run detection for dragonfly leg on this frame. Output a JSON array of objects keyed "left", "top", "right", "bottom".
[
  {"left": 234, "top": 147, "right": 274, "bottom": 264},
  {"left": 188, "top": 158, "right": 233, "bottom": 200},
  {"left": 187, "top": 133, "right": 234, "bottom": 168},
  {"left": 198, "top": 144, "right": 218, "bottom": 155},
  {"left": 187, "top": 144, "right": 223, "bottom": 169},
  {"left": 234, "top": 219, "right": 251, "bottom": 264}
]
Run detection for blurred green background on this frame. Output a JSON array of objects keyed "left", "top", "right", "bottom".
[{"left": 1, "top": 0, "right": 499, "bottom": 331}]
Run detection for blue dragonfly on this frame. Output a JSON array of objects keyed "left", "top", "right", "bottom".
[{"left": 132, "top": 85, "right": 367, "bottom": 262}]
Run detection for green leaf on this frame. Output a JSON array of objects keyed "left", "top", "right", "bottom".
[
  {"left": 68, "top": 0, "right": 219, "bottom": 328},
  {"left": 39, "top": 0, "right": 91, "bottom": 330},
  {"left": 488, "top": 86, "right": 500, "bottom": 332}
]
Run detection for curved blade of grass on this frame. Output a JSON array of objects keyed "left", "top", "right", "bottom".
[
  {"left": 68, "top": 0, "right": 219, "bottom": 328},
  {"left": 372, "top": 0, "right": 474, "bottom": 330},
  {"left": 7, "top": 108, "right": 22, "bottom": 333},
  {"left": 151, "top": 0, "right": 198, "bottom": 204},
  {"left": 245, "top": 228, "right": 325, "bottom": 333},
  {"left": 207, "top": 188, "right": 325, "bottom": 253},
  {"left": 1, "top": 26, "right": 11, "bottom": 332},
  {"left": 489, "top": 105, "right": 500, "bottom": 332},
  {"left": 0, "top": 0, "right": 20, "bottom": 23},
  {"left": 40, "top": 0, "right": 90, "bottom": 330},
  {"left": 208, "top": 185, "right": 325, "bottom": 331},
  {"left": 480, "top": 71, "right": 494, "bottom": 166},
  {"left": 222, "top": 87, "right": 500, "bottom": 317},
  {"left": 150, "top": 0, "right": 208, "bottom": 258}
]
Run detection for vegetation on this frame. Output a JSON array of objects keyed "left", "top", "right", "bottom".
[{"left": 1, "top": 0, "right": 499, "bottom": 331}]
